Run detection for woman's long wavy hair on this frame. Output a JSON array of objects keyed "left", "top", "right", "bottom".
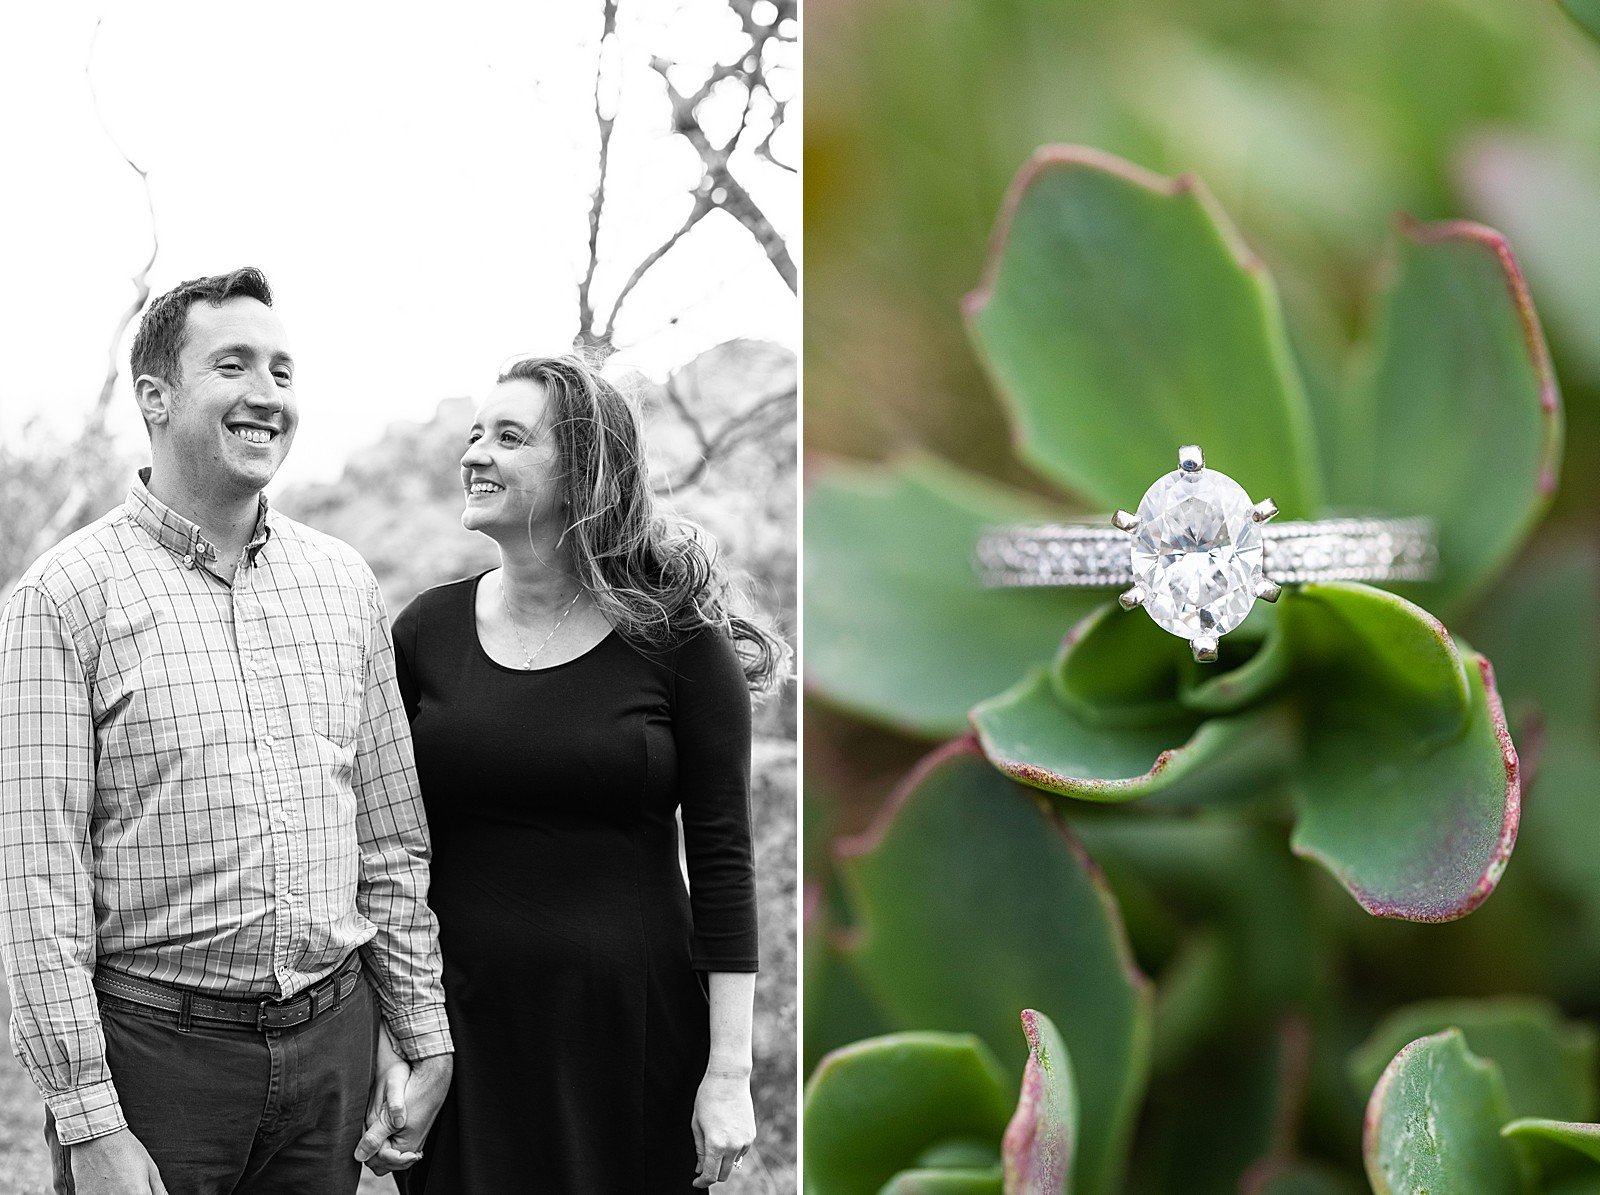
[{"left": 498, "top": 355, "right": 788, "bottom": 694}]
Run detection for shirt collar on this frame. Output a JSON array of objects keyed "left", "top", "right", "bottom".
[{"left": 127, "top": 468, "right": 274, "bottom": 569}]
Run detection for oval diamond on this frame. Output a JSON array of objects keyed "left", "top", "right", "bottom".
[{"left": 1131, "top": 468, "right": 1264, "bottom": 640}]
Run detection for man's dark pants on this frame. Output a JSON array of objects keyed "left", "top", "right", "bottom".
[{"left": 46, "top": 971, "right": 377, "bottom": 1195}]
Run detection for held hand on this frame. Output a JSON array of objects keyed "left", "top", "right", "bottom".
[
  {"left": 392, "top": 1053, "right": 453, "bottom": 1150},
  {"left": 355, "top": 1048, "right": 419, "bottom": 1175},
  {"left": 691, "top": 1068, "right": 756, "bottom": 1187},
  {"left": 68, "top": 1127, "right": 170, "bottom": 1195},
  {"left": 362, "top": 1052, "right": 453, "bottom": 1169}
]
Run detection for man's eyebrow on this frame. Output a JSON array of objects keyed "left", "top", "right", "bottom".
[{"left": 208, "top": 343, "right": 296, "bottom": 367}]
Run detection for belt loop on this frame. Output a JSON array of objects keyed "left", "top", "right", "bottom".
[
  {"left": 177, "top": 991, "right": 193, "bottom": 1034},
  {"left": 332, "top": 974, "right": 343, "bottom": 1012}
]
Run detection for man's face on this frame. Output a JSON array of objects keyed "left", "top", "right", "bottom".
[{"left": 158, "top": 296, "right": 298, "bottom": 503}]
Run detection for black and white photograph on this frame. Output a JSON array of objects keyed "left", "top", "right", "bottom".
[{"left": 0, "top": 4, "right": 797, "bottom": 1193}]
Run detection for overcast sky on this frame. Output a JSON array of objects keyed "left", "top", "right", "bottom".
[{"left": 0, "top": 1, "right": 798, "bottom": 486}]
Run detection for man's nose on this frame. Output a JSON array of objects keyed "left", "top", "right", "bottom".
[{"left": 243, "top": 372, "right": 284, "bottom": 411}]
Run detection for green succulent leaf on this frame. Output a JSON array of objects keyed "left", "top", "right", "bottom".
[
  {"left": 973, "top": 663, "right": 1196, "bottom": 801},
  {"left": 1468, "top": 547, "right": 1600, "bottom": 733},
  {"left": 804, "top": 883, "right": 892, "bottom": 1076},
  {"left": 964, "top": 146, "right": 1322, "bottom": 519},
  {"left": 1281, "top": 583, "right": 1470, "bottom": 738},
  {"left": 1350, "top": 998, "right": 1599, "bottom": 1124},
  {"left": 1148, "top": 930, "right": 1233, "bottom": 1075},
  {"left": 1180, "top": 604, "right": 1293, "bottom": 715},
  {"left": 803, "top": 1032, "right": 1013, "bottom": 1195},
  {"left": 878, "top": 1170, "right": 1005, "bottom": 1195},
  {"left": 837, "top": 741, "right": 1153, "bottom": 1195},
  {"left": 1133, "top": 1017, "right": 1315, "bottom": 1195},
  {"left": 1002, "top": 1009, "right": 1078, "bottom": 1195},
  {"left": 1329, "top": 219, "right": 1560, "bottom": 613},
  {"left": 1560, "top": 0, "right": 1600, "bottom": 46},
  {"left": 971, "top": 605, "right": 1296, "bottom": 807},
  {"left": 1072, "top": 818, "right": 1319, "bottom": 1035},
  {"left": 1461, "top": 137, "right": 1600, "bottom": 384},
  {"left": 1052, "top": 603, "right": 1192, "bottom": 723},
  {"left": 1545, "top": 1175, "right": 1600, "bottom": 1195},
  {"left": 1244, "top": 1163, "right": 1366, "bottom": 1195},
  {"left": 917, "top": 1141, "right": 1005, "bottom": 1169},
  {"left": 1363, "top": 1030, "right": 1528, "bottom": 1195},
  {"left": 1283, "top": 585, "right": 1520, "bottom": 921},
  {"left": 804, "top": 455, "right": 1099, "bottom": 738},
  {"left": 1502, "top": 1119, "right": 1600, "bottom": 1166}
]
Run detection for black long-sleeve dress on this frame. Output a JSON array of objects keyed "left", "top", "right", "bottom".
[{"left": 390, "top": 574, "right": 758, "bottom": 1194}]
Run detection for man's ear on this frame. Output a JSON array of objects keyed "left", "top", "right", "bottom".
[{"left": 133, "top": 374, "right": 173, "bottom": 429}]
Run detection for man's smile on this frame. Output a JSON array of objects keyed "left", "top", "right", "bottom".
[{"left": 227, "top": 422, "right": 280, "bottom": 445}]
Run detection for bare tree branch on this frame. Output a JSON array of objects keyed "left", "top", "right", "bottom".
[
  {"left": 659, "top": 374, "right": 713, "bottom": 457},
  {"left": 653, "top": 383, "right": 795, "bottom": 493},
  {"left": 22, "top": 18, "right": 161, "bottom": 571},
  {"left": 576, "top": 0, "right": 620, "bottom": 351},
  {"left": 599, "top": 193, "right": 713, "bottom": 341},
  {"left": 755, "top": 95, "right": 794, "bottom": 173},
  {"left": 705, "top": 384, "right": 793, "bottom": 456},
  {"left": 715, "top": 173, "right": 795, "bottom": 291},
  {"left": 86, "top": 17, "right": 158, "bottom": 436},
  {"left": 648, "top": 55, "right": 796, "bottom": 294},
  {"left": 579, "top": 0, "right": 794, "bottom": 359}
]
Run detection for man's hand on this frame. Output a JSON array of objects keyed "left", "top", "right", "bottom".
[
  {"left": 355, "top": 1051, "right": 453, "bottom": 1174},
  {"left": 356, "top": 1045, "right": 420, "bottom": 1175},
  {"left": 68, "top": 1127, "right": 170, "bottom": 1194}
]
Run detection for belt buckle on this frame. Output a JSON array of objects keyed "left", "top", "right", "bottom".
[
  {"left": 257, "top": 995, "right": 312, "bottom": 1031},
  {"left": 256, "top": 960, "right": 351, "bottom": 1030}
]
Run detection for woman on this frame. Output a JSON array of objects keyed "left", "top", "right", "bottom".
[{"left": 373, "top": 355, "right": 785, "bottom": 1191}]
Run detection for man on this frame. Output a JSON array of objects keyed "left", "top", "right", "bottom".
[{"left": 0, "top": 268, "right": 451, "bottom": 1194}]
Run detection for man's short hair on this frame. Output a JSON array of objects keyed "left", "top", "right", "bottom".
[{"left": 130, "top": 267, "right": 274, "bottom": 386}]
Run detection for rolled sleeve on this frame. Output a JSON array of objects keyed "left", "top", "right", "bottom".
[
  {"left": 351, "top": 579, "right": 452, "bottom": 1059},
  {"left": 46, "top": 1079, "right": 125, "bottom": 1145},
  {"left": 0, "top": 583, "right": 127, "bottom": 1143}
]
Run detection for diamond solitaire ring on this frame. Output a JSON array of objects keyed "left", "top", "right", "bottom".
[{"left": 974, "top": 445, "right": 1437, "bottom": 662}]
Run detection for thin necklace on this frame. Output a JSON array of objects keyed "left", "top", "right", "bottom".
[{"left": 501, "top": 578, "right": 583, "bottom": 669}]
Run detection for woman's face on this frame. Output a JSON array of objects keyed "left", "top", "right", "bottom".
[{"left": 460, "top": 378, "right": 566, "bottom": 537}]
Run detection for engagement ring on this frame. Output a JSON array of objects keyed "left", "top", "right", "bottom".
[{"left": 974, "top": 445, "right": 1436, "bottom": 662}]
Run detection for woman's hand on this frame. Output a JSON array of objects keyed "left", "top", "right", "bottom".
[
  {"left": 355, "top": 1028, "right": 423, "bottom": 1175},
  {"left": 691, "top": 1067, "right": 755, "bottom": 1187}
]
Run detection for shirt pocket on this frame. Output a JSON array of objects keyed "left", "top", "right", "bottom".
[{"left": 297, "top": 638, "right": 366, "bottom": 748}]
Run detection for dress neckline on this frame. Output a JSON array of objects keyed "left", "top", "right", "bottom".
[{"left": 469, "top": 571, "right": 617, "bottom": 675}]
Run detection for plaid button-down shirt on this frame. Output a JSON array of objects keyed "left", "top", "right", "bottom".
[{"left": 0, "top": 472, "right": 451, "bottom": 1144}]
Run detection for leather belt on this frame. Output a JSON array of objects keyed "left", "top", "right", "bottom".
[{"left": 93, "top": 953, "right": 362, "bottom": 1032}]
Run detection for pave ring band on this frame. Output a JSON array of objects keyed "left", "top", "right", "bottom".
[
  {"left": 975, "top": 517, "right": 1438, "bottom": 588},
  {"left": 974, "top": 445, "right": 1437, "bottom": 662}
]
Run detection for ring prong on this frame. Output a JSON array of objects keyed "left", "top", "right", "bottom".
[
  {"left": 1178, "top": 445, "right": 1204, "bottom": 473},
  {"left": 1112, "top": 509, "right": 1138, "bottom": 533},
  {"left": 1191, "top": 635, "right": 1219, "bottom": 663},
  {"left": 1250, "top": 497, "right": 1279, "bottom": 524},
  {"left": 1255, "top": 578, "right": 1282, "bottom": 603},
  {"left": 1119, "top": 584, "right": 1147, "bottom": 611}
]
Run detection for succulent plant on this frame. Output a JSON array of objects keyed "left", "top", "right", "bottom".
[
  {"left": 805, "top": 146, "right": 1569, "bottom": 1192},
  {"left": 1359, "top": 999, "right": 1600, "bottom": 1193}
]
